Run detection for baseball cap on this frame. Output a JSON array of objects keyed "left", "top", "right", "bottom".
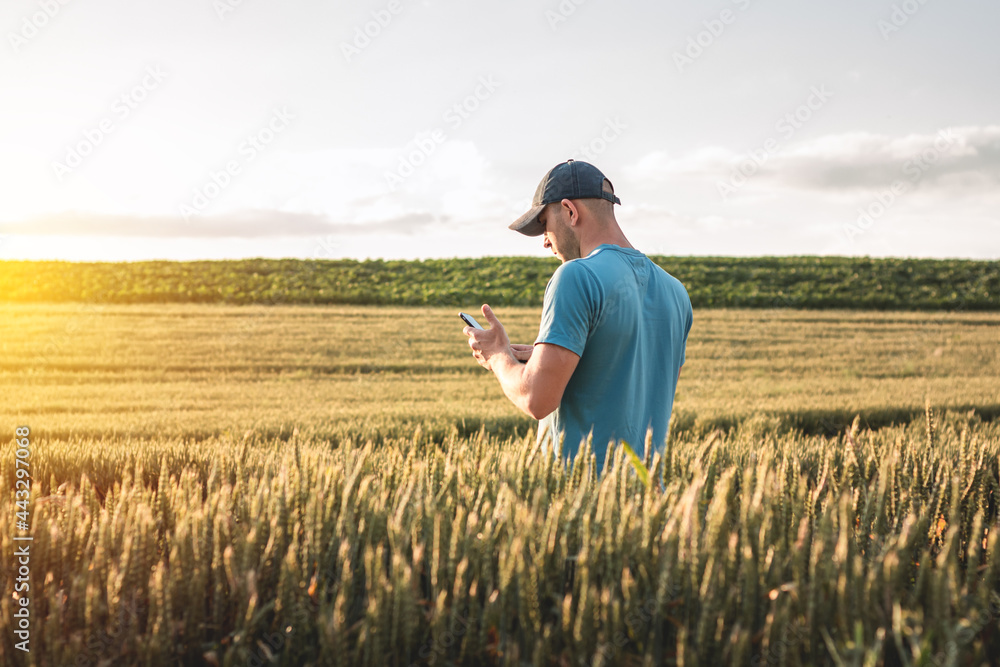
[{"left": 508, "top": 159, "right": 621, "bottom": 236}]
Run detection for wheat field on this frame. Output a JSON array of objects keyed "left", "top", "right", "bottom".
[
  {"left": 3, "top": 303, "right": 998, "bottom": 439},
  {"left": 2, "top": 303, "right": 1000, "bottom": 665}
]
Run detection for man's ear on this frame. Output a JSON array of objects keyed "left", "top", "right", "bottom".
[{"left": 561, "top": 199, "right": 580, "bottom": 226}]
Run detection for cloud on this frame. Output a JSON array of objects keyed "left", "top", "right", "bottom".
[
  {"left": 623, "top": 203, "right": 756, "bottom": 236},
  {"left": 327, "top": 213, "right": 444, "bottom": 235},
  {"left": 627, "top": 125, "right": 1000, "bottom": 194},
  {"left": 624, "top": 148, "right": 731, "bottom": 182},
  {"left": 0, "top": 210, "right": 442, "bottom": 238},
  {"left": 771, "top": 126, "right": 1000, "bottom": 191}
]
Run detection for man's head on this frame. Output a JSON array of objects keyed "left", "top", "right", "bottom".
[
  {"left": 509, "top": 160, "right": 621, "bottom": 262},
  {"left": 538, "top": 179, "right": 618, "bottom": 262}
]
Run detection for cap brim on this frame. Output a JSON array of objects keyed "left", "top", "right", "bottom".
[{"left": 508, "top": 204, "right": 546, "bottom": 236}]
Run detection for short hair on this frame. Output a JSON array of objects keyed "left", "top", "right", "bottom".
[{"left": 577, "top": 178, "right": 616, "bottom": 218}]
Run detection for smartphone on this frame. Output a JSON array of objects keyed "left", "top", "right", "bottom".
[
  {"left": 460, "top": 311, "right": 527, "bottom": 363},
  {"left": 459, "top": 312, "right": 485, "bottom": 330}
]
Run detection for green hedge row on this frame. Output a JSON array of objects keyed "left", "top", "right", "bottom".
[{"left": 1, "top": 255, "right": 997, "bottom": 309}]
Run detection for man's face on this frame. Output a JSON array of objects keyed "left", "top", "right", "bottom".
[{"left": 540, "top": 203, "right": 581, "bottom": 263}]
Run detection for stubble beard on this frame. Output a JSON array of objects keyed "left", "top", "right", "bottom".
[{"left": 557, "top": 225, "right": 581, "bottom": 263}]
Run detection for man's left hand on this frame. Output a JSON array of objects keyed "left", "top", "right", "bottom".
[{"left": 464, "top": 304, "right": 512, "bottom": 370}]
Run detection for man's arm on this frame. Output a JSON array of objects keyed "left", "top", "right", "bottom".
[
  {"left": 489, "top": 342, "right": 579, "bottom": 419},
  {"left": 465, "top": 304, "right": 579, "bottom": 420}
]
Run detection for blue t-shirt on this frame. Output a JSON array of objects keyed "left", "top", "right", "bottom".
[{"left": 534, "top": 244, "right": 692, "bottom": 472}]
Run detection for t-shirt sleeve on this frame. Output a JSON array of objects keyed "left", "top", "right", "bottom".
[{"left": 534, "top": 262, "right": 600, "bottom": 357}]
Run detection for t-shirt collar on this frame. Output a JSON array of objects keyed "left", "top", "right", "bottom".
[{"left": 587, "top": 243, "right": 640, "bottom": 258}]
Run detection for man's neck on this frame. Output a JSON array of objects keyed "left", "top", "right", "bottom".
[{"left": 579, "top": 230, "right": 634, "bottom": 258}]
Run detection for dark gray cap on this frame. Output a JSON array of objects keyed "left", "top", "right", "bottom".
[{"left": 509, "top": 159, "right": 621, "bottom": 236}]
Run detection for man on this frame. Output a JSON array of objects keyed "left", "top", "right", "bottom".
[{"left": 464, "top": 159, "right": 692, "bottom": 474}]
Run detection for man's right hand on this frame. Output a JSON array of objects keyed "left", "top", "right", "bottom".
[{"left": 511, "top": 344, "right": 534, "bottom": 362}]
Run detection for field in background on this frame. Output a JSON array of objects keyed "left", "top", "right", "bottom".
[{"left": 3, "top": 303, "right": 999, "bottom": 443}]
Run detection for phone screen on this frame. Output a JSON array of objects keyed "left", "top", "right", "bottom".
[{"left": 459, "top": 312, "right": 484, "bottom": 330}]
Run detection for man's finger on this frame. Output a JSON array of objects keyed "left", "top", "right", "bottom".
[{"left": 481, "top": 303, "right": 501, "bottom": 327}]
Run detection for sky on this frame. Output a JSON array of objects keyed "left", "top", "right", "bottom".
[{"left": 1, "top": 0, "right": 998, "bottom": 262}]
